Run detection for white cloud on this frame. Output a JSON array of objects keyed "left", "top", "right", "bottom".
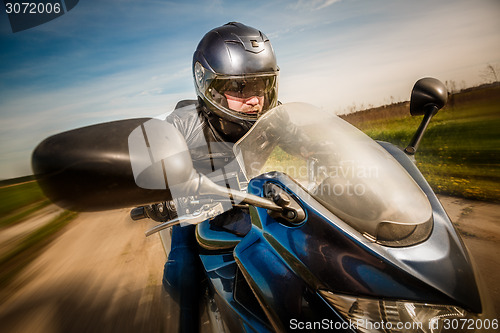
[
  {"left": 275, "top": 0, "right": 500, "bottom": 112},
  {"left": 291, "top": 0, "right": 342, "bottom": 11},
  {"left": 316, "top": 0, "right": 342, "bottom": 10}
]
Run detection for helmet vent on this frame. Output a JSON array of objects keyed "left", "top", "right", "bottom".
[{"left": 232, "top": 35, "right": 265, "bottom": 53}]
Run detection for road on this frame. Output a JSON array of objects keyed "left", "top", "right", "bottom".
[
  {"left": 0, "top": 208, "right": 170, "bottom": 332},
  {"left": 0, "top": 195, "right": 498, "bottom": 332}
]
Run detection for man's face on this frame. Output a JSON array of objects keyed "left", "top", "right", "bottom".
[
  {"left": 222, "top": 78, "right": 267, "bottom": 114},
  {"left": 224, "top": 93, "right": 264, "bottom": 114}
]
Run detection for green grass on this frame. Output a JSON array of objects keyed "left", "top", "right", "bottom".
[
  {"left": 260, "top": 146, "right": 310, "bottom": 184},
  {"left": 0, "top": 181, "right": 46, "bottom": 216},
  {"left": 347, "top": 85, "right": 500, "bottom": 202},
  {"left": 0, "top": 181, "right": 49, "bottom": 228},
  {"left": 0, "top": 200, "right": 51, "bottom": 229}
]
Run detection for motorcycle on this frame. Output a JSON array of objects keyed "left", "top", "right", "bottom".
[{"left": 32, "top": 78, "right": 496, "bottom": 332}]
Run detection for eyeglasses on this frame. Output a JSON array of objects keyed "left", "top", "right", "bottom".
[{"left": 213, "top": 76, "right": 275, "bottom": 99}]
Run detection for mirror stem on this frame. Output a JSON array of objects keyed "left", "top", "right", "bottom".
[
  {"left": 227, "top": 187, "right": 283, "bottom": 212},
  {"left": 405, "top": 105, "right": 438, "bottom": 155}
]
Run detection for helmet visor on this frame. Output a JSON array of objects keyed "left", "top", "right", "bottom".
[{"left": 205, "top": 73, "right": 278, "bottom": 119}]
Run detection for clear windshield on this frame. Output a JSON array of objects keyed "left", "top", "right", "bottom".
[{"left": 234, "top": 103, "right": 432, "bottom": 247}]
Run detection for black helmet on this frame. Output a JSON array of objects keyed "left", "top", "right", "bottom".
[{"left": 193, "top": 22, "right": 279, "bottom": 142}]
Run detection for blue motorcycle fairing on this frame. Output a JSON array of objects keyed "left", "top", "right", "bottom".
[
  {"left": 231, "top": 169, "right": 480, "bottom": 330},
  {"left": 198, "top": 249, "right": 274, "bottom": 332},
  {"left": 196, "top": 142, "right": 482, "bottom": 331},
  {"left": 196, "top": 208, "right": 250, "bottom": 251},
  {"left": 377, "top": 141, "right": 481, "bottom": 313},
  {"left": 234, "top": 225, "right": 351, "bottom": 332}
]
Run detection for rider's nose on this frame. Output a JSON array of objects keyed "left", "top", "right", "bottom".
[{"left": 245, "top": 96, "right": 260, "bottom": 105}]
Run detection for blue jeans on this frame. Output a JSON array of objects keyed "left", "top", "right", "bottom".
[{"left": 163, "top": 224, "right": 200, "bottom": 332}]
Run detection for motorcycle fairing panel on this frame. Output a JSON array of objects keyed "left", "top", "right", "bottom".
[{"left": 232, "top": 172, "right": 479, "bottom": 329}]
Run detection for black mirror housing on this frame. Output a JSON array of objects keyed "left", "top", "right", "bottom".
[
  {"left": 32, "top": 118, "right": 195, "bottom": 211},
  {"left": 405, "top": 78, "right": 448, "bottom": 155},
  {"left": 410, "top": 77, "right": 448, "bottom": 116}
]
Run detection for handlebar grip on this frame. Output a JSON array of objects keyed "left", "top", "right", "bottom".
[{"left": 130, "top": 206, "right": 147, "bottom": 220}]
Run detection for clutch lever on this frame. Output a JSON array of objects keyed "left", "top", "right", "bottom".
[{"left": 145, "top": 202, "right": 225, "bottom": 236}]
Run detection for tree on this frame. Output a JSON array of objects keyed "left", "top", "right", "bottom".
[
  {"left": 480, "top": 63, "right": 499, "bottom": 83},
  {"left": 446, "top": 80, "right": 457, "bottom": 94}
]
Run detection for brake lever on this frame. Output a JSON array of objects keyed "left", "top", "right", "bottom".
[{"left": 145, "top": 202, "right": 225, "bottom": 237}]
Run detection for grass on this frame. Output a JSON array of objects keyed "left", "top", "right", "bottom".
[
  {"left": 0, "top": 200, "right": 51, "bottom": 229},
  {"left": 261, "top": 147, "right": 307, "bottom": 175},
  {"left": 0, "top": 181, "right": 48, "bottom": 228},
  {"left": 342, "top": 84, "right": 500, "bottom": 202}
]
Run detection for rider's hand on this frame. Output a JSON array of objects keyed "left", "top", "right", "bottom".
[{"left": 144, "top": 201, "right": 177, "bottom": 222}]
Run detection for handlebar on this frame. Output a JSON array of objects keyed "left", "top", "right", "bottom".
[{"left": 130, "top": 206, "right": 148, "bottom": 220}]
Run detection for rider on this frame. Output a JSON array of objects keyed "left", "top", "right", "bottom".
[{"left": 161, "top": 22, "right": 279, "bottom": 332}]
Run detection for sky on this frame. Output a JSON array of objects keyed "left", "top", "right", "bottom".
[{"left": 1, "top": 0, "right": 499, "bottom": 179}]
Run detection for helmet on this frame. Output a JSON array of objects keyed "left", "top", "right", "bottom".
[{"left": 193, "top": 22, "right": 279, "bottom": 142}]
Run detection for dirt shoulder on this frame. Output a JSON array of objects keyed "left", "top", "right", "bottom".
[
  {"left": 0, "top": 208, "right": 169, "bottom": 333},
  {"left": 438, "top": 195, "right": 500, "bottom": 316},
  {"left": 0, "top": 205, "right": 64, "bottom": 256}
]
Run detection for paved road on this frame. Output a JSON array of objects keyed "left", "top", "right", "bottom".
[{"left": 0, "top": 195, "right": 498, "bottom": 332}]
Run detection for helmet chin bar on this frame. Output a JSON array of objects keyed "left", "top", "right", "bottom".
[{"left": 199, "top": 99, "right": 254, "bottom": 143}]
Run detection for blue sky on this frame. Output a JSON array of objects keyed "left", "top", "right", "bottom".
[{"left": 1, "top": 0, "right": 499, "bottom": 179}]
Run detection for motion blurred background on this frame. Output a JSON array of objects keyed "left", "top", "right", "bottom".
[{"left": 1, "top": 0, "right": 499, "bottom": 331}]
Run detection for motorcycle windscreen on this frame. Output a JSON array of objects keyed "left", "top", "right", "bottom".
[{"left": 234, "top": 103, "right": 433, "bottom": 247}]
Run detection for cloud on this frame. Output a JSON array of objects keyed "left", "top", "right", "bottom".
[
  {"left": 0, "top": 60, "right": 194, "bottom": 179},
  {"left": 316, "top": 0, "right": 343, "bottom": 10},
  {"left": 290, "top": 0, "right": 342, "bottom": 11},
  {"left": 275, "top": 0, "right": 500, "bottom": 112}
]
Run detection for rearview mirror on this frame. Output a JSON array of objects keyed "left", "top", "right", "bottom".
[
  {"left": 409, "top": 77, "right": 448, "bottom": 116},
  {"left": 32, "top": 117, "right": 282, "bottom": 214},
  {"left": 32, "top": 118, "right": 196, "bottom": 211},
  {"left": 405, "top": 77, "right": 448, "bottom": 155}
]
